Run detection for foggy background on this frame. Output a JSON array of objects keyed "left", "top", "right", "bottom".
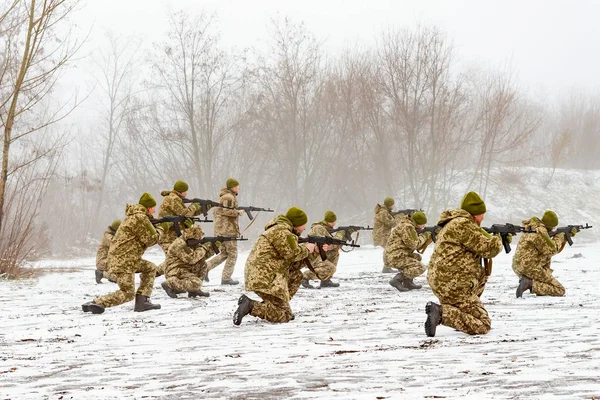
[{"left": 2, "top": 0, "right": 600, "bottom": 268}]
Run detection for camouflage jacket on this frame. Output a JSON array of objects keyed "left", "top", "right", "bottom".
[
  {"left": 95, "top": 227, "right": 116, "bottom": 271},
  {"left": 384, "top": 215, "right": 428, "bottom": 264},
  {"left": 428, "top": 209, "right": 502, "bottom": 292},
  {"left": 512, "top": 217, "right": 566, "bottom": 274},
  {"left": 108, "top": 204, "right": 161, "bottom": 271},
  {"left": 158, "top": 191, "right": 201, "bottom": 242},
  {"left": 213, "top": 187, "right": 240, "bottom": 236},
  {"left": 164, "top": 235, "right": 215, "bottom": 278},
  {"left": 372, "top": 204, "right": 396, "bottom": 246},
  {"left": 244, "top": 215, "right": 310, "bottom": 301}
]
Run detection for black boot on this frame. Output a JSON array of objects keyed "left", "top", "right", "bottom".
[
  {"left": 82, "top": 301, "right": 105, "bottom": 314},
  {"left": 425, "top": 301, "right": 442, "bottom": 337},
  {"left": 382, "top": 266, "right": 395, "bottom": 273},
  {"left": 403, "top": 277, "right": 422, "bottom": 290},
  {"left": 302, "top": 279, "right": 315, "bottom": 289},
  {"left": 134, "top": 294, "right": 161, "bottom": 312},
  {"left": 161, "top": 282, "right": 178, "bottom": 299},
  {"left": 233, "top": 295, "right": 254, "bottom": 326},
  {"left": 222, "top": 279, "right": 239, "bottom": 286},
  {"left": 516, "top": 276, "right": 533, "bottom": 298},
  {"left": 389, "top": 273, "right": 408, "bottom": 292},
  {"left": 204, "top": 272, "right": 209, "bottom": 282},
  {"left": 95, "top": 270, "right": 103, "bottom": 284},
  {"left": 188, "top": 290, "right": 210, "bottom": 298},
  {"left": 320, "top": 279, "right": 340, "bottom": 288}
]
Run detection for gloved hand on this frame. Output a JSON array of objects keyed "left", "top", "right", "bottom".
[
  {"left": 421, "top": 231, "right": 432, "bottom": 241},
  {"left": 570, "top": 227, "right": 578, "bottom": 237},
  {"left": 214, "top": 241, "right": 222, "bottom": 248},
  {"left": 192, "top": 203, "right": 203, "bottom": 216},
  {"left": 183, "top": 218, "right": 194, "bottom": 229},
  {"left": 434, "top": 226, "right": 441, "bottom": 235},
  {"left": 347, "top": 228, "right": 358, "bottom": 235},
  {"left": 505, "top": 233, "right": 513, "bottom": 244}
]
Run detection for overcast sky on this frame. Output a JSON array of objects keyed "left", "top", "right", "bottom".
[{"left": 72, "top": 0, "right": 600, "bottom": 98}]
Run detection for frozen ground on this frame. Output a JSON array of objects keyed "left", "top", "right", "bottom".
[{"left": 1, "top": 241, "right": 599, "bottom": 400}]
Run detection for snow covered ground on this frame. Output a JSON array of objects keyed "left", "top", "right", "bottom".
[{"left": 1, "top": 240, "right": 599, "bottom": 400}]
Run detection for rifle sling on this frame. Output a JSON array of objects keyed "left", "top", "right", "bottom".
[
  {"left": 417, "top": 236, "right": 433, "bottom": 254},
  {"left": 240, "top": 210, "right": 260, "bottom": 234}
]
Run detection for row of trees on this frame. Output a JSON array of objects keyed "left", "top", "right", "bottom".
[{"left": 2, "top": 4, "right": 599, "bottom": 272}]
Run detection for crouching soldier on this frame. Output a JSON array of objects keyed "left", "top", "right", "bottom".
[
  {"left": 82, "top": 193, "right": 163, "bottom": 314},
  {"left": 233, "top": 207, "right": 317, "bottom": 325},
  {"left": 386, "top": 211, "right": 430, "bottom": 292},
  {"left": 95, "top": 219, "right": 121, "bottom": 283},
  {"left": 512, "top": 210, "right": 572, "bottom": 298},
  {"left": 161, "top": 225, "right": 216, "bottom": 299},
  {"left": 425, "top": 192, "right": 503, "bottom": 337}
]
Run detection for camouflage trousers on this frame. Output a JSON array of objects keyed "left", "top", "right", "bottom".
[
  {"left": 96, "top": 261, "right": 117, "bottom": 282},
  {"left": 303, "top": 252, "right": 338, "bottom": 281},
  {"left": 206, "top": 241, "right": 238, "bottom": 280},
  {"left": 250, "top": 269, "right": 303, "bottom": 323},
  {"left": 102, "top": 270, "right": 117, "bottom": 282},
  {"left": 431, "top": 272, "right": 490, "bottom": 335},
  {"left": 390, "top": 254, "right": 427, "bottom": 279},
  {"left": 513, "top": 264, "right": 565, "bottom": 297},
  {"left": 156, "top": 240, "right": 176, "bottom": 277},
  {"left": 166, "top": 262, "right": 207, "bottom": 293},
  {"left": 94, "top": 260, "right": 157, "bottom": 308}
]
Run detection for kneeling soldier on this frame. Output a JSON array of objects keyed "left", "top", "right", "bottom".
[
  {"left": 385, "top": 211, "right": 430, "bottom": 292},
  {"left": 161, "top": 225, "right": 216, "bottom": 298}
]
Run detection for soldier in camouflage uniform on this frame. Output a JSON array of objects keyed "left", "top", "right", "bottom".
[
  {"left": 205, "top": 178, "right": 244, "bottom": 285},
  {"left": 386, "top": 212, "right": 431, "bottom": 292},
  {"left": 82, "top": 193, "right": 163, "bottom": 314},
  {"left": 156, "top": 180, "right": 202, "bottom": 276},
  {"left": 301, "top": 210, "right": 346, "bottom": 289},
  {"left": 425, "top": 192, "right": 503, "bottom": 337},
  {"left": 233, "top": 207, "right": 318, "bottom": 325},
  {"left": 161, "top": 225, "right": 216, "bottom": 299},
  {"left": 95, "top": 219, "right": 121, "bottom": 284},
  {"left": 512, "top": 210, "right": 574, "bottom": 298},
  {"left": 373, "top": 197, "right": 399, "bottom": 273}
]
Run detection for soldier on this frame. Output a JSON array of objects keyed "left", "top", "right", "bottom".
[
  {"left": 424, "top": 191, "right": 503, "bottom": 337},
  {"left": 95, "top": 219, "right": 121, "bottom": 284},
  {"left": 385, "top": 211, "right": 430, "bottom": 292},
  {"left": 205, "top": 178, "right": 244, "bottom": 285},
  {"left": 161, "top": 225, "right": 216, "bottom": 299},
  {"left": 233, "top": 207, "right": 318, "bottom": 325},
  {"left": 82, "top": 193, "right": 163, "bottom": 314},
  {"left": 512, "top": 211, "right": 574, "bottom": 298},
  {"left": 301, "top": 210, "right": 346, "bottom": 289},
  {"left": 156, "top": 180, "right": 202, "bottom": 276},
  {"left": 373, "top": 197, "right": 398, "bottom": 273}
]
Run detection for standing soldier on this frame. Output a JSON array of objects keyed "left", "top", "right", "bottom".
[
  {"left": 301, "top": 210, "right": 345, "bottom": 289},
  {"left": 233, "top": 207, "right": 317, "bottom": 325},
  {"left": 82, "top": 193, "right": 163, "bottom": 314},
  {"left": 95, "top": 219, "right": 121, "bottom": 284},
  {"left": 161, "top": 225, "right": 216, "bottom": 299},
  {"left": 385, "top": 212, "right": 430, "bottom": 292},
  {"left": 425, "top": 192, "right": 503, "bottom": 337},
  {"left": 156, "top": 180, "right": 202, "bottom": 276},
  {"left": 512, "top": 211, "right": 573, "bottom": 298},
  {"left": 205, "top": 178, "right": 244, "bottom": 286},
  {"left": 373, "top": 197, "right": 397, "bottom": 273}
]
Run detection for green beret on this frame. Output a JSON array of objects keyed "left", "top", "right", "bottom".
[
  {"left": 412, "top": 211, "right": 427, "bottom": 225},
  {"left": 110, "top": 219, "right": 121, "bottom": 232},
  {"left": 542, "top": 210, "right": 559, "bottom": 229},
  {"left": 384, "top": 197, "right": 395, "bottom": 207},
  {"left": 139, "top": 192, "right": 157, "bottom": 209},
  {"left": 174, "top": 180, "right": 189, "bottom": 193},
  {"left": 285, "top": 206, "right": 308, "bottom": 227},
  {"left": 324, "top": 210, "right": 337, "bottom": 223},
  {"left": 461, "top": 191, "right": 486, "bottom": 216},
  {"left": 226, "top": 178, "right": 240, "bottom": 188}
]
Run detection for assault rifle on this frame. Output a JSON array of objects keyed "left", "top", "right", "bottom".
[
  {"left": 391, "top": 208, "right": 422, "bottom": 217},
  {"left": 186, "top": 236, "right": 248, "bottom": 254},
  {"left": 417, "top": 226, "right": 442, "bottom": 243},
  {"left": 237, "top": 206, "right": 274, "bottom": 220},
  {"left": 182, "top": 198, "right": 222, "bottom": 220},
  {"left": 150, "top": 216, "right": 211, "bottom": 237},
  {"left": 482, "top": 223, "right": 535, "bottom": 254},
  {"left": 549, "top": 223, "right": 593, "bottom": 246},
  {"left": 298, "top": 235, "right": 360, "bottom": 262},
  {"left": 328, "top": 225, "right": 373, "bottom": 242}
]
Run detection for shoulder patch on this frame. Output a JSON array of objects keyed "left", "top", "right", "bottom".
[
  {"left": 541, "top": 231, "right": 556, "bottom": 249},
  {"left": 286, "top": 234, "right": 298, "bottom": 250},
  {"left": 409, "top": 227, "right": 418, "bottom": 241}
]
